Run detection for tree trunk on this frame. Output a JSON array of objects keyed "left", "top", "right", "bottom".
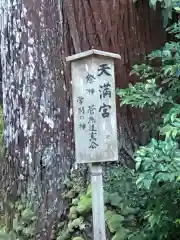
[
  {"left": 63, "top": 0, "right": 165, "bottom": 166},
  {"left": 0, "top": 0, "right": 165, "bottom": 238},
  {"left": 0, "top": 0, "right": 72, "bottom": 237}
]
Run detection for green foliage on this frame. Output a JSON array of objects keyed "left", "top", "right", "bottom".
[
  {"left": 105, "top": 210, "right": 124, "bottom": 233},
  {"left": 0, "top": 160, "right": 146, "bottom": 240},
  {"left": 0, "top": 229, "right": 16, "bottom": 240},
  {"left": 118, "top": 78, "right": 170, "bottom": 108},
  {"left": 104, "top": 166, "right": 147, "bottom": 239},
  {"left": 112, "top": 227, "right": 130, "bottom": 240},
  {"left": 117, "top": 17, "right": 180, "bottom": 240},
  {"left": 0, "top": 201, "right": 37, "bottom": 240},
  {"left": 135, "top": 138, "right": 180, "bottom": 189},
  {"left": 57, "top": 168, "right": 147, "bottom": 240},
  {"left": 76, "top": 194, "right": 92, "bottom": 215},
  {"left": 104, "top": 166, "right": 146, "bottom": 211}
]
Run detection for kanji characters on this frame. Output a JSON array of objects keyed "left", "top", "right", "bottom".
[
  {"left": 79, "top": 123, "right": 86, "bottom": 130},
  {"left": 97, "top": 64, "right": 111, "bottom": 76},
  {"left": 77, "top": 96, "right": 84, "bottom": 105},
  {"left": 86, "top": 88, "right": 95, "bottom": 95},
  {"left": 88, "top": 104, "right": 96, "bottom": 115},
  {"left": 88, "top": 116, "right": 96, "bottom": 124},
  {"left": 99, "top": 103, "right": 111, "bottom": 118},
  {"left": 78, "top": 106, "right": 85, "bottom": 115},
  {"left": 99, "top": 83, "right": 111, "bottom": 99},
  {"left": 86, "top": 73, "right": 96, "bottom": 84},
  {"left": 89, "top": 141, "right": 99, "bottom": 149}
]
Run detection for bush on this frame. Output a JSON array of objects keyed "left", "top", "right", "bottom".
[
  {"left": 55, "top": 167, "right": 147, "bottom": 240},
  {"left": 117, "top": 17, "right": 180, "bottom": 240},
  {"left": 0, "top": 201, "right": 37, "bottom": 240}
]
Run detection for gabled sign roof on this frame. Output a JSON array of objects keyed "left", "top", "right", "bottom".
[{"left": 66, "top": 49, "right": 121, "bottom": 62}]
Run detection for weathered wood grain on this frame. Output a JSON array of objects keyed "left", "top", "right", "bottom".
[
  {"left": 70, "top": 55, "right": 118, "bottom": 163},
  {"left": 91, "top": 164, "right": 106, "bottom": 240},
  {"left": 66, "top": 49, "right": 121, "bottom": 62}
]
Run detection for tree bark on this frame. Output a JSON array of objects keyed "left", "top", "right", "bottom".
[
  {"left": 0, "top": 0, "right": 165, "bottom": 238},
  {"left": 0, "top": 0, "right": 72, "bottom": 237},
  {"left": 63, "top": 0, "right": 165, "bottom": 166}
]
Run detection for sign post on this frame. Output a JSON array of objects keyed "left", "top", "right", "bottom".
[
  {"left": 66, "top": 49, "right": 121, "bottom": 240},
  {"left": 91, "top": 164, "right": 106, "bottom": 239}
]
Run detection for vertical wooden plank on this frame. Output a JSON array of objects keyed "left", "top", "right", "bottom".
[
  {"left": 71, "top": 56, "right": 118, "bottom": 164},
  {"left": 91, "top": 164, "right": 106, "bottom": 240}
]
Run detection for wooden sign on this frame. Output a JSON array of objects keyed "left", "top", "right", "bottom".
[
  {"left": 67, "top": 50, "right": 121, "bottom": 240},
  {"left": 66, "top": 50, "right": 121, "bottom": 164}
]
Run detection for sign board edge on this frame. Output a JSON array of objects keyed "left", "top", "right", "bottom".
[{"left": 66, "top": 49, "right": 121, "bottom": 62}]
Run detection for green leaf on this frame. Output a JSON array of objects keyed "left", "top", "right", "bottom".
[
  {"left": 112, "top": 227, "right": 129, "bottom": 240},
  {"left": 143, "top": 178, "right": 152, "bottom": 190},
  {"left": 21, "top": 208, "right": 35, "bottom": 220},
  {"left": 105, "top": 210, "right": 124, "bottom": 233},
  {"left": 76, "top": 195, "right": 92, "bottom": 215},
  {"left": 109, "top": 192, "right": 123, "bottom": 207}
]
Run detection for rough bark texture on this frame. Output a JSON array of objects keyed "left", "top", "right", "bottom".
[
  {"left": 63, "top": 0, "right": 165, "bottom": 166},
  {"left": 0, "top": 0, "right": 165, "bottom": 238}
]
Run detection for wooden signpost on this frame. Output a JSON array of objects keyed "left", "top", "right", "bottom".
[{"left": 66, "top": 49, "right": 121, "bottom": 240}]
